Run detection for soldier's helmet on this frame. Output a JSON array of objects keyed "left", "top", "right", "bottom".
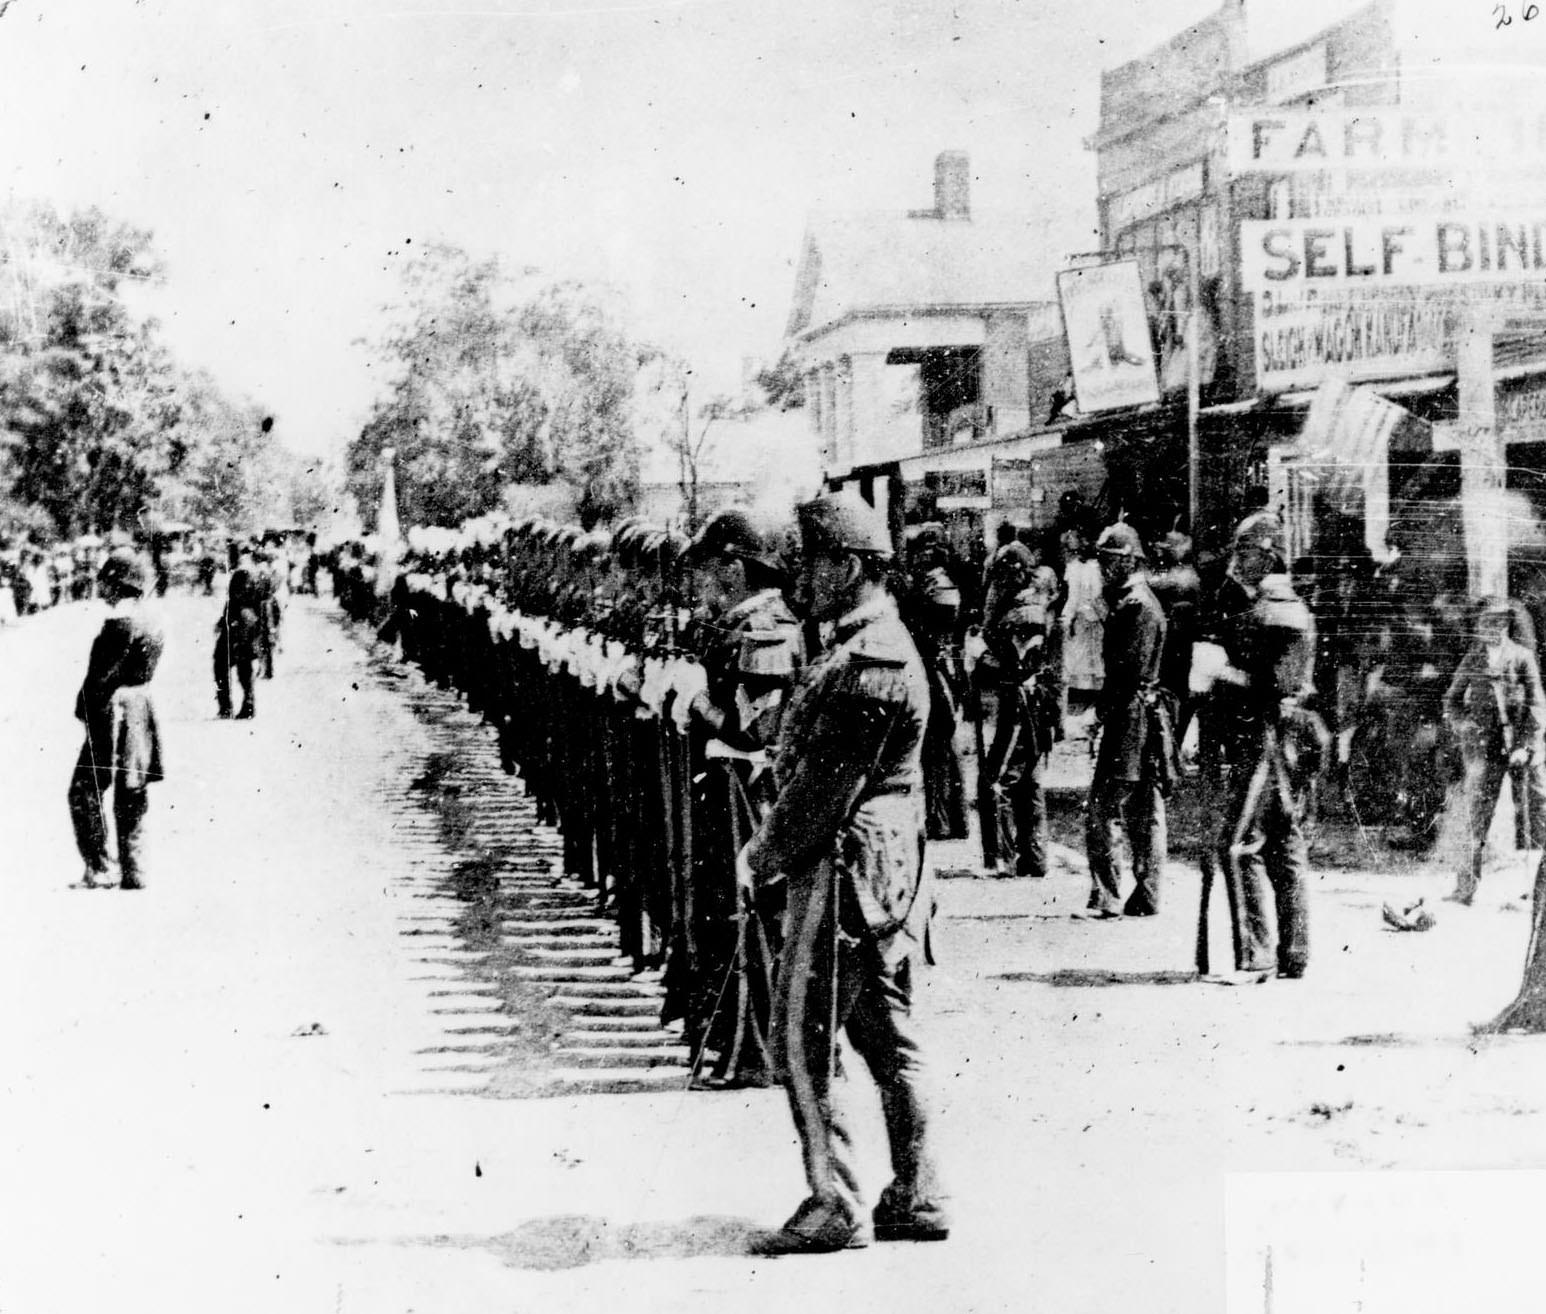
[
  {"left": 682, "top": 507, "right": 782, "bottom": 571},
  {"left": 1095, "top": 522, "right": 1146, "bottom": 561},
  {"left": 796, "top": 495, "right": 895, "bottom": 561},
  {"left": 98, "top": 550, "right": 147, "bottom": 598},
  {"left": 1232, "top": 511, "right": 1285, "bottom": 560}
]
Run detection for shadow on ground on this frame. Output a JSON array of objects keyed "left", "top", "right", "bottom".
[
  {"left": 996, "top": 968, "right": 1198, "bottom": 987},
  {"left": 393, "top": 1214, "right": 765, "bottom": 1269}
]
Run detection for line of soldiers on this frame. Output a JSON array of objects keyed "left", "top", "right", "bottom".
[
  {"left": 332, "top": 511, "right": 799, "bottom": 1087},
  {"left": 330, "top": 495, "right": 947, "bottom": 1252}
]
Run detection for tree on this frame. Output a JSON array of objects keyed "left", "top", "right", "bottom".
[
  {"left": 516, "top": 281, "right": 642, "bottom": 526},
  {"left": 656, "top": 360, "right": 736, "bottom": 535},
  {"left": 1480, "top": 870, "right": 1546, "bottom": 1032},
  {"left": 346, "top": 244, "right": 555, "bottom": 530},
  {"left": 1, "top": 201, "right": 282, "bottom": 541},
  {"left": 755, "top": 348, "right": 807, "bottom": 411},
  {"left": 348, "top": 251, "right": 654, "bottom": 531}
]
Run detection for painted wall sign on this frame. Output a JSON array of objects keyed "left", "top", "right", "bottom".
[
  {"left": 1229, "top": 110, "right": 1546, "bottom": 174},
  {"left": 1263, "top": 44, "right": 1328, "bottom": 105},
  {"left": 1241, "top": 216, "right": 1546, "bottom": 290},
  {"left": 1106, "top": 161, "right": 1206, "bottom": 233},
  {"left": 1251, "top": 286, "right": 1452, "bottom": 393}
]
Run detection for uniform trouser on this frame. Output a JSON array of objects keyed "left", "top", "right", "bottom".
[
  {"left": 214, "top": 647, "right": 255, "bottom": 717},
  {"left": 1085, "top": 774, "right": 1166, "bottom": 914},
  {"left": 68, "top": 740, "right": 113, "bottom": 876},
  {"left": 1216, "top": 735, "right": 1309, "bottom": 974},
  {"left": 68, "top": 742, "right": 150, "bottom": 884},
  {"left": 771, "top": 861, "right": 943, "bottom": 1229},
  {"left": 1461, "top": 755, "right": 1546, "bottom": 893},
  {"left": 980, "top": 709, "right": 1048, "bottom": 876},
  {"left": 115, "top": 787, "right": 150, "bottom": 886}
]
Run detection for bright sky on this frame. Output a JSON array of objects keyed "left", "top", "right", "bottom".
[{"left": 0, "top": 0, "right": 1515, "bottom": 457}]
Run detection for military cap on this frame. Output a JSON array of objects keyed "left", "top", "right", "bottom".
[
  {"left": 1232, "top": 511, "right": 1285, "bottom": 557},
  {"left": 98, "top": 549, "right": 147, "bottom": 597},
  {"left": 683, "top": 507, "right": 783, "bottom": 569},
  {"left": 796, "top": 494, "right": 894, "bottom": 560},
  {"left": 1095, "top": 522, "right": 1146, "bottom": 560}
]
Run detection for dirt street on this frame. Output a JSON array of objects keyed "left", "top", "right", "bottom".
[{"left": 4, "top": 592, "right": 1546, "bottom": 1314}]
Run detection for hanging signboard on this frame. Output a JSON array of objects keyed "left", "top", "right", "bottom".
[{"left": 1056, "top": 261, "right": 1160, "bottom": 414}]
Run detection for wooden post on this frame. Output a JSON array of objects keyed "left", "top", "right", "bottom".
[{"left": 1457, "top": 311, "right": 1504, "bottom": 599}]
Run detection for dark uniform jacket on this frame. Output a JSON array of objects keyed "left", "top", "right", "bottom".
[
  {"left": 1095, "top": 574, "right": 1167, "bottom": 782},
  {"left": 745, "top": 592, "right": 931, "bottom": 948},
  {"left": 1148, "top": 562, "right": 1201, "bottom": 703},
  {"left": 696, "top": 588, "right": 804, "bottom": 754},
  {"left": 1444, "top": 635, "right": 1546, "bottom": 758},
  {"left": 76, "top": 609, "right": 165, "bottom": 743},
  {"left": 217, "top": 567, "right": 264, "bottom": 656},
  {"left": 1215, "top": 573, "right": 1319, "bottom": 778}
]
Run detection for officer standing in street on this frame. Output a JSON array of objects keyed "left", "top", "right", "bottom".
[
  {"left": 739, "top": 494, "right": 947, "bottom": 1254},
  {"left": 68, "top": 551, "right": 165, "bottom": 889},
  {"left": 680, "top": 507, "right": 805, "bottom": 1087},
  {"left": 1443, "top": 596, "right": 1546, "bottom": 906},
  {"left": 1085, "top": 522, "right": 1171, "bottom": 918},
  {"left": 1211, "top": 511, "right": 1318, "bottom": 978}
]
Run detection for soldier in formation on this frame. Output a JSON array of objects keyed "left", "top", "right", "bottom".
[{"left": 740, "top": 495, "right": 947, "bottom": 1253}]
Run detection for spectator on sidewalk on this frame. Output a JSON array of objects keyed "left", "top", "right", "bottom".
[
  {"left": 68, "top": 551, "right": 164, "bottom": 890},
  {"left": 980, "top": 591, "right": 1063, "bottom": 879},
  {"left": 1060, "top": 523, "right": 1106, "bottom": 714},
  {"left": 1444, "top": 596, "right": 1546, "bottom": 906}
]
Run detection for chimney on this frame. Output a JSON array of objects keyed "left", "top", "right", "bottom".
[{"left": 934, "top": 150, "right": 971, "bottom": 220}]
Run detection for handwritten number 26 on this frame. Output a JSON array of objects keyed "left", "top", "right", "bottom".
[{"left": 1496, "top": 3, "right": 1541, "bottom": 26}]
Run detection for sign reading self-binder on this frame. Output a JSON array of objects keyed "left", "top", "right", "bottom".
[{"left": 1241, "top": 217, "right": 1546, "bottom": 290}]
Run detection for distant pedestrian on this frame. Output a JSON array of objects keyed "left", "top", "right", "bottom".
[
  {"left": 215, "top": 550, "right": 263, "bottom": 719},
  {"left": 1444, "top": 596, "right": 1546, "bottom": 905},
  {"left": 68, "top": 551, "right": 164, "bottom": 890},
  {"left": 1060, "top": 525, "right": 1106, "bottom": 712}
]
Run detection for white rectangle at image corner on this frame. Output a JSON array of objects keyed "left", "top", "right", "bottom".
[{"left": 1224, "top": 1169, "right": 1545, "bottom": 1314}]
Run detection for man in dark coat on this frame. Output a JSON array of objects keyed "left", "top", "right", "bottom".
[
  {"left": 215, "top": 549, "right": 263, "bottom": 719},
  {"left": 680, "top": 507, "right": 805, "bottom": 1087},
  {"left": 1211, "top": 512, "right": 1318, "bottom": 977},
  {"left": 68, "top": 551, "right": 165, "bottom": 889},
  {"left": 1085, "top": 522, "right": 1171, "bottom": 917},
  {"left": 980, "top": 594, "right": 1063, "bottom": 878},
  {"left": 1444, "top": 596, "right": 1546, "bottom": 905},
  {"left": 741, "top": 495, "right": 947, "bottom": 1254},
  {"left": 901, "top": 523, "right": 969, "bottom": 842}
]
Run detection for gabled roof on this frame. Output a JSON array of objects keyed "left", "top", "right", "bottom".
[{"left": 785, "top": 211, "right": 1056, "bottom": 341}]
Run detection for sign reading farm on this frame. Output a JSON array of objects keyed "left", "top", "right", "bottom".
[{"left": 1229, "top": 110, "right": 1546, "bottom": 173}]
